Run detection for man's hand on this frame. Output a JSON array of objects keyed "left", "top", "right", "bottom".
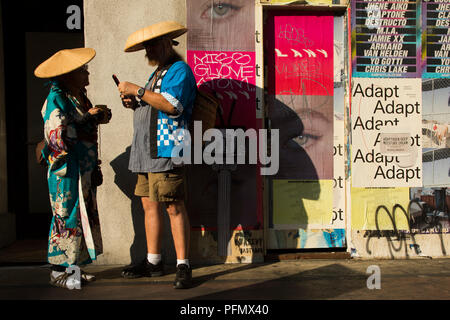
[
  {"left": 121, "top": 94, "right": 138, "bottom": 110},
  {"left": 118, "top": 81, "right": 139, "bottom": 97}
]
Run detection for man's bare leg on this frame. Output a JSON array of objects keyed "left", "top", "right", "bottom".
[
  {"left": 142, "top": 197, "right": 163, "bottom": 254},
  {"left": 166, "top": 200, "right": 192, "bottom": 289},
  {"left": 166, "top": 201, "right": 190, "bottom": 260},
  {"left": 121, "top": 197, "right": 164, "bottom": 278}
]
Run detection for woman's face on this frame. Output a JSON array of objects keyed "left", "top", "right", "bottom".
[{"left": 62, "top": 65, "right": 90, "bottom": 89}]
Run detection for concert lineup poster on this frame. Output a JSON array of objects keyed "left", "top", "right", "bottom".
[
  {"left": 422, "top": 0, "right": 450, "bottom": 78},
  {"left": 351, "top": 0, "right": 422, "bottom": 78}
]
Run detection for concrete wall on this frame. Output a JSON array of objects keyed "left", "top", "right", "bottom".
[
  {"left": 84, "top": 0, "right": 186, "bottom": 265},
  {"left": 351, "top": 231, "right": 450, "bottom": 259},
  {"left": 0, "top": 6, "right": 16, "bottom": 248}
]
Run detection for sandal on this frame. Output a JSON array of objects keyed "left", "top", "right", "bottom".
[
  {"left": 81, "top": 270, "right": 96, "bottom": 283},
  {"left": 49, "top": 272, "right": 81, "bottom": 290}
]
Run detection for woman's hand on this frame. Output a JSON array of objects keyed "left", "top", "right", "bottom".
[
  {"left": 87, "top": 107, "right": 112, "bottom": 124},
  {"left": 88, "top": 107, "right": 102, "bottom": 116},
  {"left": 118, "top": 81, "right": 139, "bottom": 97}
]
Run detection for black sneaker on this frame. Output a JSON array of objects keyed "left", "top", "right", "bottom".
[
  {"left": 121, "top": 259, "right": 164, "bottom": 279},
  {"left": 173, "top": 264, "right": 192, "bottom": 289}
]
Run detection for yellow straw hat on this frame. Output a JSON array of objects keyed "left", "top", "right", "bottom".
[
  {"left": 124, "top": 21, "right": 187, "bottom": 53},
  {"left": 34, "top": 48, "right": 96, "bottom": 79}
]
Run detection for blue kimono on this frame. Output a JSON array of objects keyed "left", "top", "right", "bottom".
[{"left": 41, "top": 81, "right": 104, "bottom": 267}]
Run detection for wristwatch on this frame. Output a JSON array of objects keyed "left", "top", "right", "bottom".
[{"left": 136, "top": 87, "right": 146, "bottom": 99}]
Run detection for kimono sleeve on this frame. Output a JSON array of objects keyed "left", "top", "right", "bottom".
[
  {"left": 44, "top": 93, "right": 78, "bottom": 176},
  {"left": 160, "top": 62, "right": 196, "bottom": 118}
]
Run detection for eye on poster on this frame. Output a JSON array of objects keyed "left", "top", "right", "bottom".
[
  {"left": 351, "top": 78, "right": 422, "bottom": 187},
  {"left": 351, "top": 0, "right": 421, "bottom": 78}
]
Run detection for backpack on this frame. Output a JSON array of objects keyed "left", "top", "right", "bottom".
[{"left": 155, "top": 63, "right": 220, "bottom": 139}]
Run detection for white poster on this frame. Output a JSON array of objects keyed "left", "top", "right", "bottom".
[{"left": 352, "top": 78, "right": 422, "bottom": 187}]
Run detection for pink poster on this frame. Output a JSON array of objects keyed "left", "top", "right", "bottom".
[
  {"left": 187, "top": 50, "right": 256, "bottom": 130},
  {"left": 267, "top": 14, "right": 334, "bottom": 96}
]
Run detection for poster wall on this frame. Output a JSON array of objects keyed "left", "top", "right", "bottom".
[
  {"left": 267, "top": 12, "right": 345, "bottom": 249},
  {"left": 351, "top": 78, "right": 422, "bottom": 187},
  {"left": 351, "top": 0, "right": 449, "bottom": 237},
  {"left": 266, "top": 13, "right": 335, "bottom": 181},
  {"left": 186, "top": 0, "right": 262, "bottom": 234}
]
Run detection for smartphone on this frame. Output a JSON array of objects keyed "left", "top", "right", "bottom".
[{"left": 112, "top": 74, "right": 120, "bottom": 86}]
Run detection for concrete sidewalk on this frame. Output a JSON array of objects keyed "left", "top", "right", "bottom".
[{"left": 0, "top": 259, "right": 449, "bottom": 300}]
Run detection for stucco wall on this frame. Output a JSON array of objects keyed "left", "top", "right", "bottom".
[{"left": 84, "top": 0, "right": 186, "bottom": 265}]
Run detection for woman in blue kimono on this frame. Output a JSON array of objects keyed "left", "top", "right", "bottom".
[{"left": 34, "top": 48, "right": 111, "bottom": 289}]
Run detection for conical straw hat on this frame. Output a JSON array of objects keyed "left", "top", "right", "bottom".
[
  {"left": 124, "top": 21, "right": 187, "bottom": 53},
  {"left": 34, "top": 48, "right": 96, "bottom": 78}
]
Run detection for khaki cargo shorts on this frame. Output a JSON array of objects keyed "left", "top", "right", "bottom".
[{"left": 134, "top": 167, "right": 186, "bottom": 202}]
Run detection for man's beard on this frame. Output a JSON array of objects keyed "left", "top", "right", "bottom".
[{"left": 145, "top": 53, "right": 158, "bottom": 66}]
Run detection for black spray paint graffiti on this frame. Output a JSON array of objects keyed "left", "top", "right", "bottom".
[
  {"left": 363, "top": 200, "right": 447, "bottom": 257},
  {"left": 234, "top": 230, "right": 264, "bottom": 255}
]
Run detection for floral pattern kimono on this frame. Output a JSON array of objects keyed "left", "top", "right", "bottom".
[{"left": 41, "top": 81, "right": 103, "bottom": 267}]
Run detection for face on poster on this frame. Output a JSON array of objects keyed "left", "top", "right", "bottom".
[
  {"left": 186, "top": 0, "right": 255, "bottom": 52},
  {"left": 352, "top": 78, "right": 422, "bottom": 187},
  {"left": 268, "top": 94, "right": 334, "bottom": 180}
]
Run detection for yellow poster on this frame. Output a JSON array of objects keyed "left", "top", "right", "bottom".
[
  {"left": 273, "top": 180, "right": 333, "bottom": 228},
  {"left": 351, "top": 187, "right": 410, "bottom": 230}
]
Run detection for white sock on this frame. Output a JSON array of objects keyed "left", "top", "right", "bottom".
[
  {"left": 147, "top": 253, "right": 162, "bottom": 265},
  {"left": 177, "top": 259, "right": 190, "bottom": 268}
]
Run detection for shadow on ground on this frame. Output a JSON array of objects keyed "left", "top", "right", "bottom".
[
  {"left": 190, "top": 263, "right": 366, "bottom": 300},
  {"left": 88, "top": 262, "right": 267, "bottom": 288}
]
